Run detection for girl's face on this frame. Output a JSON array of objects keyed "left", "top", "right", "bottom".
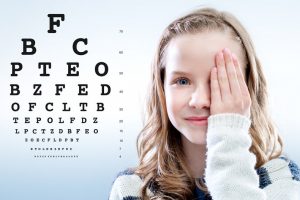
[{"left": 164, "top": 31, "right": 245, "bottom": 145}]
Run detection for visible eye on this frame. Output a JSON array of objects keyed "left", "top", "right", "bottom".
[{"left": 175, "top": 77, "right": 190, "bottom": 85}]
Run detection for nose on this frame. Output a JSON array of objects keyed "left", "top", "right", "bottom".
[{"left": 188, "top": 84, "right": 210, "bottom": 109}]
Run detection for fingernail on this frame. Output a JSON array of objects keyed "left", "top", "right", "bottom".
[{"left": 223, "top": 48, "right": 230, "bottom": 54}]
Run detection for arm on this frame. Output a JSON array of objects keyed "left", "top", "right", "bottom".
[
  {"left": 205, "top": 113, "right": 266, "bottom": 200},
  {"left": 205, "top": 113, "right": 300, "bottom": 200},
  {"left": 206, "top": 48, "right": 264, "bottom": 199}
]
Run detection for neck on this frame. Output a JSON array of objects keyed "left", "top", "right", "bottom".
[{"left": 181, "top": 135, "right": 207, "bottom": 178}]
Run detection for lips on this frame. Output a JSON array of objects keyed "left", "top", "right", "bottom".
[
  {"left": 185, "top": 116, "right": 209, "bottom": 126},
  {"left": 185, "top": 116, "right": 208, "bottom": 120}
]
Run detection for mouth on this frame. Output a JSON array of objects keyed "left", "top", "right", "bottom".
[{"left": 185, "top": 116, "right": 208, "bottom": 126}]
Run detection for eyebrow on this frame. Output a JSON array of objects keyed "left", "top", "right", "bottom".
[{"left": 169, "top": 70, "right": 192, "bottom": 76}]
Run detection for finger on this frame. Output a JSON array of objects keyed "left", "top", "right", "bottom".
[
  {"left": 210, "top": 67, "right": 221, "bottom": 104},
  {"left": 216, "top": 51, "right": 230, "bottom": 101},
  {"left": 232, "top": 53, "right": 250, "bottom": 98},
  {"left": 223, "top": 48, "right": 241, "bottom": 97}
]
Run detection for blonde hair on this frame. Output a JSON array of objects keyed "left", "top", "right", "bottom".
[{"left": 135, "top": 7, "right": 283, "bottom": 199}]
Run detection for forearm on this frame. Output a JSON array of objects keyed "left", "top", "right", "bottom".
[{"left": 205, "top": 113, "right": 266, "bottom": 200}]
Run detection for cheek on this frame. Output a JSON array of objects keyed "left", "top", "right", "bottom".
[{"left": 165, "top": 88, "right": 190, "bottom": 119}]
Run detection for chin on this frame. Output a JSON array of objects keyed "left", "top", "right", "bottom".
[
  {"left": 189, "top": 129, "right": 207, "bottom": 145},
  {"left": 182, "top": 132, "right": 207, "bottom": 145},
  {"left": 177, "top": 126, "right": 208, "bottom": 145}
]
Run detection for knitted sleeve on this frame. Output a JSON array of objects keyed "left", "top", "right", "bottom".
[{"left": 205, "top": 113, "right": 300, "bottom": 200}]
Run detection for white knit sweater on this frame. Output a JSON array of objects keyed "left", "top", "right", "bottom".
[{"left": 109, "top": 113, "right": 300, "bottom": 200}]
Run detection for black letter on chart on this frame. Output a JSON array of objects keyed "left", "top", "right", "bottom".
[
  {"left": 33, "top": 84, "right": 42, "bottom": 95},
  {"left": 45, "top": 103, "right": 53, "bottom": 111},
  {"left": 55, "top": 84, "right": 65, "bottom": 95},
  {"left": 78, "top": 84, "right": 88, "bottom": 95},
  {"left": 10, "top": 84, "right": 20, "bottom": 95},
  {"left": 67, "top": 62, "right": 79, "bottom": 76},
  {"left": 11, "top": 103, "right": 20, "bottom": 111},
  {"left": 21, "top": 38, "right": 36, "bottom": 55},
  {"left": 48, "top": 14, "right": 65, "bottom": 33},
  {"left": 95, "top": 62, "right": 108, "bottom": 76},
  {"left": 73, "top": 38, "right": 88, "bottom": 55},
  {"left": 11, "top": 62, "right": 23, "bottom": 76},
  {"left": 38, "top": 62, "right": 51, "bottom": 76},
  {"left": 100, "top": 84, "right": 111, "bottom": 95}
]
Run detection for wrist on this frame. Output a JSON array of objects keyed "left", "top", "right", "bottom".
[{"left": 208, "top": 113, "right": 251, "bottom": 129}]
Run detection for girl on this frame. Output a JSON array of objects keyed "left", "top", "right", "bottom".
[{"left": 109, "top": 7, "right": 300, "bottom": 200}]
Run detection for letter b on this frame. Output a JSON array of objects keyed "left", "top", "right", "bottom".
[{"left": 21, "top": 38, "right": 36, "bottom": 55}]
